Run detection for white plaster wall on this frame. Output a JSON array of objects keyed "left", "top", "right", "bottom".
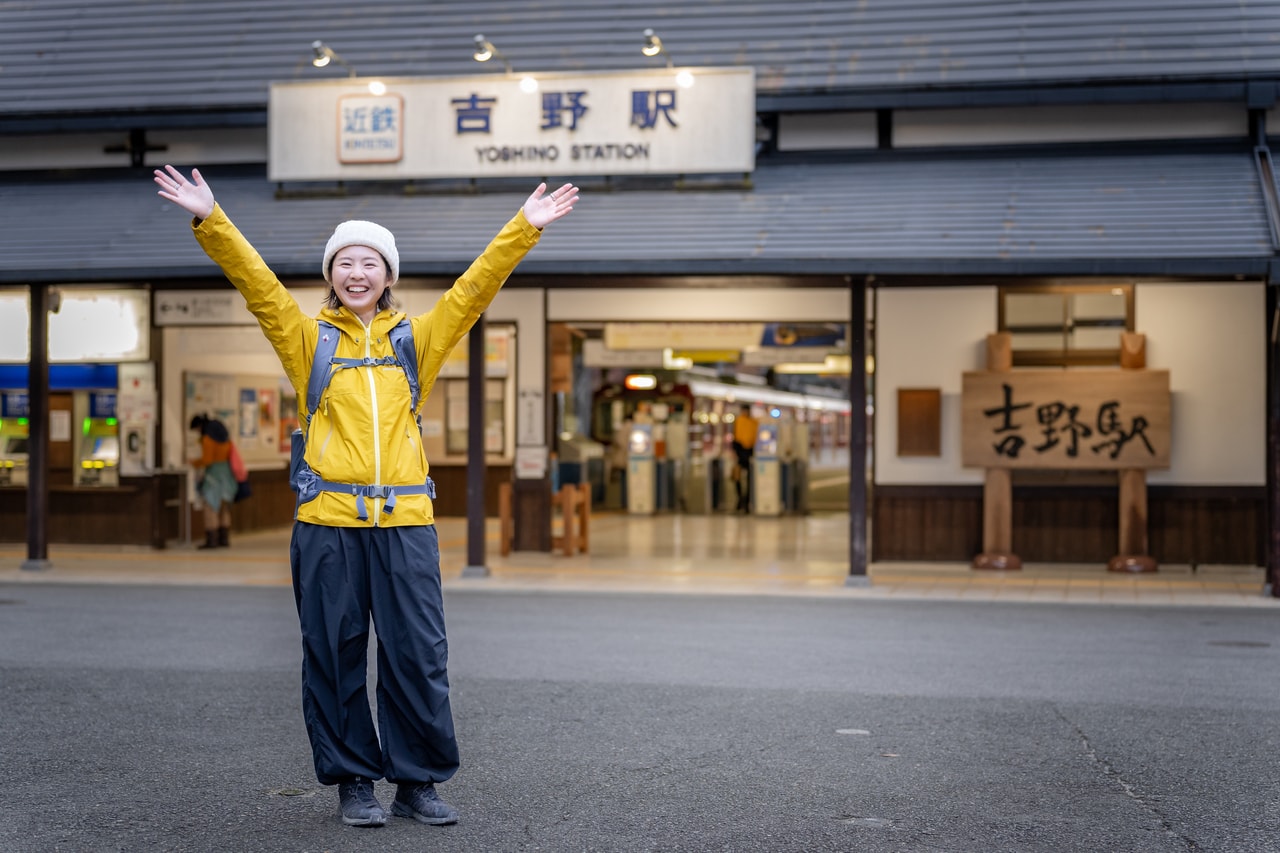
[
  {"left": 1137, "top": 282, "right": 1265, "bottom": 485},
  {"left": 874, "top": 287, "right": 996, "bottom": 485}
]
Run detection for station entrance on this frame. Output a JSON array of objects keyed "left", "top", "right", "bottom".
[{"left": 545, "top": 319, "right": 855, "bottom": 562}]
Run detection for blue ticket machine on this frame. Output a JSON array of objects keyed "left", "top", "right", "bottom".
[
  {"left": 0, "top": 391, "right": 30, "bottom": 486},
  {"left": 626, "top": 422, "right": 656, "bottom": 514},
  {"left": 75, "top": 391, "right": 120, "bottom": 487},
  {"left": 752, "top": 421, "right": 782, "bottom": 516}
]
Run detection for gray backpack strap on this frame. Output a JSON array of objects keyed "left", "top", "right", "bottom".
[
  {"left": 304, "top": 320, "right": 342, "bottom": 430},
  {"left": 388, "top": 317, "right": 420, "bottom": 414}
]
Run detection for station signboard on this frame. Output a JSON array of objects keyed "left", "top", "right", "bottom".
[{"left": 269, "top": 67, "right": 755, "bottom": 181}]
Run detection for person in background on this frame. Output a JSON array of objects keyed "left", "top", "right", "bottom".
[
  {"left": 731, "top": 403, "right": 759, "bottom": 513},
  {"left": 155, "top": 164, "right": 578, "bottom": 831},
  {"left": 189, "top": 413, "right": 236, "bottom": 547}
]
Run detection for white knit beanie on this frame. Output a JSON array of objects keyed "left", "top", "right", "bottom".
[{"left": 322, "top": 220, "right": 399, "bottom": 285}]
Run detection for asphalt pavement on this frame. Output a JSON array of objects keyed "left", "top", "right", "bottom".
[{"left": 1, "top": 581, "right": 1277, "bottom": 852}]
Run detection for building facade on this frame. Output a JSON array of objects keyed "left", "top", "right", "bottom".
[{"left": 0, "top": 2, "right": 1275, "bottom": 586}]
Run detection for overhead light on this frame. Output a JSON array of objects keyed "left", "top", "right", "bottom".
[
  {"left": 662, "top": 348, "right": 692, "bottom": 370},
  {"left": 772, "top": 355, "right": 854, "bottom": 375},
  {"left": 625, "top": 374, "right": 658, "bottom": 391},
  {"left": 473, "top": 34, "right": 512, "bottom": 73},
  {"left": 642, "top": 28, "right": 673, "bottom": 67},
  {"left": 641, "top": 28, "right": 665, "bottom": 57},
  {"left": 310, "top": 40, "right": 355, "bottom": 77}
]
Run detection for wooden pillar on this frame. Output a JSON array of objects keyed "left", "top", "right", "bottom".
[
  {"left": 1108, "top": 332, "right": 1157, "bottom": 573},
  {"left": 846, "top": 279, "right": 869, "bottom": 584},
  {"left": 973, "top": 332, "right": 1021, "bottom": 570},
  {"left": 498, "top": 481, "right": 513, "bottom": 557},
  {"left": 461, "top": 314, "right": 489, "bottom": 577},
  {"left": 22, "top": 283, "right": 52, "bottom": 571}
]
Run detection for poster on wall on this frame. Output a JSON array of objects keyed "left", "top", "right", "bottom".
[
  {"left": 278, "top": 384, "right": 298, "bottom": 455},
  {"left": 185, "top": 370, "right": 290, "bottom": 466},
  {"left": 239, "top": 389, "right": 259, "bottom": 442},
  {"left": 438, "top": 327, "right": 512, "bottom": 378},
  {"left": 187, "top": 373, "right": 235, "bottom": 420},
  {"left": 257, "top": 388, "right": 276, "bottom": 452},
  {"left": 185, "top": 373, "right": 236, "bottom": 455}
]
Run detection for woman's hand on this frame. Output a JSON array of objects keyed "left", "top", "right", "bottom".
[
  {"left": 521, "top": 182, "right": 579, "bottom": 230},
  {"left": 154, "top": 165, "right": 216, "bottom": 220}
]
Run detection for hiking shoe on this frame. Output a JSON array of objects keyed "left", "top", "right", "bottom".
[
  {"left": 337, "top": 778, "right": 387, "bottom": 827},
  {"left": 391, "top": 782, "right": 458, "bottom": 825}
]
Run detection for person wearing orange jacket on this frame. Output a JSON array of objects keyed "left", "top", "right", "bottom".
[
  {"left": 188, "top": 413, "right": 235, "bottom": 548},
  {"left": 155, "top": 165, "right": 578, "bottom": 830},
  {"left": 731, "top": 404, "right": 759, "bottom": 513}
]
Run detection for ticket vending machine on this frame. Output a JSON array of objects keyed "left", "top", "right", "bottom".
[
  {"left": 752, "top": 420, "right": 783, "bottom": 516},
  {"left": 0, "top": 410, "right": 29, "bottom": 488},
  {"left": 74, "top": 391, "right": 120, "bottom": 487},
  {"left": 626, "top": 422, "right": 656, "bottom": 515},
  {"left": 0, "top": 391, "right": 30, "bottom": 486}
]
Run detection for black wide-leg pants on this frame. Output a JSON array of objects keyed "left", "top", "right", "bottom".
[{"left": 289, "top": 521, "right": 459, "bottom": 786}]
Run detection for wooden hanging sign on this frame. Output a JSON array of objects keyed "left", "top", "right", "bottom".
[{"left": 961, "top": 370, "right": 1170, "bottom": 470}]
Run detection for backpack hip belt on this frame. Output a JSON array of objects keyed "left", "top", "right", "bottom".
[{"left": 293, "top": 467, "right": 436, "bottom": 521}]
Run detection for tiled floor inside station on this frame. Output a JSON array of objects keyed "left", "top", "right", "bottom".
[{"left": 1, "top": 512, "right": 1272, "bottom": 607}]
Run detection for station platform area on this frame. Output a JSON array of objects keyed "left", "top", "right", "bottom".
[{"left": 1, "top": 512, "right": 1273, "bottom": 607}]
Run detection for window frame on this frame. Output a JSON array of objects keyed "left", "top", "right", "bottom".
[{"left": 997, "top": 283, "right": 1134, "bottom": 367}]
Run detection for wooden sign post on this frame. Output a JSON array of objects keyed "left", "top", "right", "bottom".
[
  {"left": 1110, "top": 332, "right": 1158, "bottom": 572},
  {"left": 974, "top": 333, "right": 1018, "bottom": 570},
  {"left": 962, "top": 332, "right": 1170, "bottom": 572}
]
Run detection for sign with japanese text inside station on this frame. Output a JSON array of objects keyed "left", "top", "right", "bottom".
[
  {"left": 961, "top": 370, "right": 1171, "bottom": 469},
  {"left": 268, "top": 67, "right": 755, "bottom": 181}
]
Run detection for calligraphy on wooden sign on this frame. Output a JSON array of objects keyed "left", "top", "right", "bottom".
[{"left": 961, "top": 370, "right": 1170, "bottom": 469}]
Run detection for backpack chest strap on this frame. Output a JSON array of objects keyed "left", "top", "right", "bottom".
[{"left": 330, "top": 355, "right": 399, "bottom": 370}]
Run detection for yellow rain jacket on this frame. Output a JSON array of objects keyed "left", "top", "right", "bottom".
[{"left": 192, "top": 204, "right": 541, "bottom": 527}]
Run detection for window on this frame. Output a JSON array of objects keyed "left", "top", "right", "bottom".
[{"left": 998, "top": 284, "right": 1133, "bottom": 367}]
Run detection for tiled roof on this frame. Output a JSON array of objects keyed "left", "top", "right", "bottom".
[
  {"left": 3, "top": 1, "right": 1280, "bottom": 116},
  {"left": 1, "top": 150, "right": 1269, "bottom": 283}
]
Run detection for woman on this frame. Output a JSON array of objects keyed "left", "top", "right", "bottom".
[
  {"left": 189, "top": 413, "right": 236, "bottom": 548},
  {"left": 155, "top": 164, "right": 577, "bottom": 829}
]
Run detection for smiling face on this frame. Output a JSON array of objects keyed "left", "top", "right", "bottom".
[{"left": 329, "top": 245, "right": 391, "bottom": 325}]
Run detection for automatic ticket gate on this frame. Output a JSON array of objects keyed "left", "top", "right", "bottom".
[
  {"left": 626, "top": 422, "right": 655, "bottom": 514},
  {"left": 752, "top": 420, "right": 783, "bottom": 516}
]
